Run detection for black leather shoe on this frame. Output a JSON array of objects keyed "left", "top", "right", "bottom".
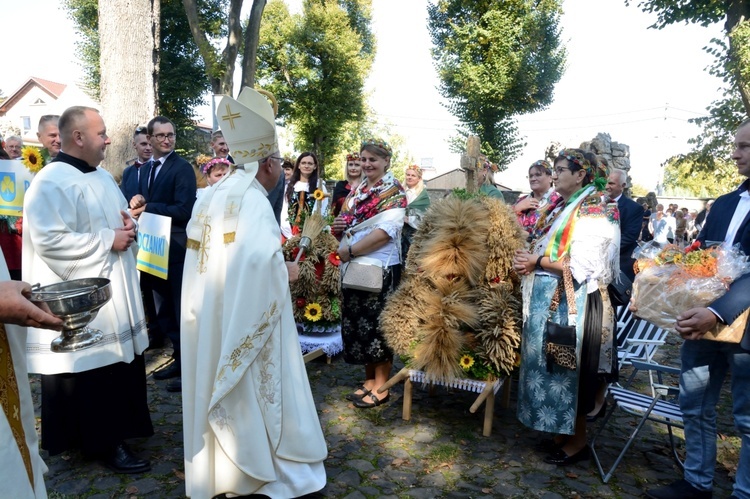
[
  {"left": 586, "top": 402, "right": 606, "bottom": 423},
  {"left": 535, "top": 437, "right": 565, "bottom": 454},
  {"left": 645, "top": 479, "right": 712, "bottom": 499},
  {"left": 153, "top": 361, "right": 181, "bottom": 380},
  {"left": 166, "top": 378, "right": 182, "bottom": 392},
  {"left": 543, "top": 446, "right": 590, "bottom": 466},
  {"left": 145, "top": 335, "right": 166, "bottom": 351},
  {"left": 345, "top": 385, "right": 372, "bottom": 402},
  {"left": 353, "top": 392, "right": 390, "bottom": 408},
  {"left": 101, "top": 443, "right": 150, "bottom": 474}
]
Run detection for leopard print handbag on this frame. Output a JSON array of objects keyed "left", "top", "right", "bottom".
[{"left": 544, "top": 256, "right": 578, "bottom": 372}]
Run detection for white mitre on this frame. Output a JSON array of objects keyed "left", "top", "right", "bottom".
[{"left": 215, "top": 87, "right": 278, "bottom": 170}]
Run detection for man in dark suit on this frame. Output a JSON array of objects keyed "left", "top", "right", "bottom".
[
  {"left": 121, "top": 126, "right": 161, "bottom": 349},
  {"left": 646, "top": 119, "right": 750, "bottom": 499},
  {"left": 129, "top": 116, "right": 196, "bottom": 392},
  {"left": 606, "top": 168, "right": 645, "bottom": 282},
  {"left": 120, "top": 126, "right": 152, "bottom": 202}
]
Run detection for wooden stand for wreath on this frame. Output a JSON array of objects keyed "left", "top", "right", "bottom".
[{"left": 378, "top": 367, "right": 512, "bottom": 437}]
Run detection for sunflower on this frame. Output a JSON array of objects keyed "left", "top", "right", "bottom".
[
  {"left": 459, "top": 354, "right": 475, "bottom": 370},
  {"left": 21, "top": 146, "right": 46, "bottom": 173},
  {"left": 312, "top": 189, "right": 325, "bottom": 201},
  {"left": 304, "top": 302, "right": 323, "bottom": 322}
]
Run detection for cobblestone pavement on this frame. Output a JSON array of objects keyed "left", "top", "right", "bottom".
[{"left": 33, "top": 333, "right": 740, "bottom": 499}]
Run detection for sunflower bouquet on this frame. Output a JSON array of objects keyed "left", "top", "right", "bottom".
[
  {"left": 282, "top": 229, "right": 342, "bottom": 334},
  {"left": 631, "top": 241, "right": 750, "bottom": 331},
  {"left": 21, "top": 146, "right": 51, "bottom": 174}
]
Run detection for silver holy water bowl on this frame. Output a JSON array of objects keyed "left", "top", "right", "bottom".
[{"left": 30, "top": 278, "right": 112, "bottom": 352}]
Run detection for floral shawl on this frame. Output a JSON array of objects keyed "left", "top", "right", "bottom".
[
  {"left": 515, "top": 188, "right": 562, "bottom": 235},
  {"left": 340, "top": 171, "right": 406, "bottom": 228}
]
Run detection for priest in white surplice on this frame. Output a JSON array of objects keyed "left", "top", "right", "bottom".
[
  {"left": 23, "top": 106, "right": 153, "bottom": 473},
  {"left": 181, "top": 88, "right": 327, "bottom": 498}
]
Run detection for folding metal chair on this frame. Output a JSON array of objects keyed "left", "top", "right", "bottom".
[
  {"left": 590, "top": 360, "right": 684, "bottom": 483},
  {"left": 615, "top": 307, "right": 669, "bottom": 392}
]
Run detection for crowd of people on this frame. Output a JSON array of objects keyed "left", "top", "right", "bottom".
[{"left": 0, "top": 102, "right": 748, "bottom": 499}]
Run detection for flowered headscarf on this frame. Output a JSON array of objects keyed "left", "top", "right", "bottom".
[
  {"left": 557, "top": 148, "right": 608, "bottom": 191},
  {"left": 340, "top": 171, "right": 406, "bottom": 228}
]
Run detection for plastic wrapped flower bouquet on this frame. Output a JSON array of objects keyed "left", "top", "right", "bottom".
[{"left": 631, "top": 241, "right": 750, "bottom": 331}]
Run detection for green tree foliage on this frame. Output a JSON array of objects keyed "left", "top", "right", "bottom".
[
  {"left": 662, "top": 152, "right": 741, "bottom": 197},
  {"left": 427, "top": 0, "right": 566, "bottom": 169},
  {"left": 625, "top": 1, "right": 750, "bottom": 193},
  {"left": 256, "top": 0, "right": 375, "bottom": 178},
  {"left": 65, "top": 0, "right": 217, "bottom": 154},
  {"left": 623, "top": 0, "right": 750, "bottom": 113}
]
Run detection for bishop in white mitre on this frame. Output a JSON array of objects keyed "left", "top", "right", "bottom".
[{"left": 181, "top": 88, "right": 327, "bottom": 499}]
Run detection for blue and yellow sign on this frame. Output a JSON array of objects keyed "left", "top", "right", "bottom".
[
  {"left": 136, "top": 212, "right": 171, "bottom": 279},
  {"left": 0, "top": 160, "right": 34, "bottom": 216}
]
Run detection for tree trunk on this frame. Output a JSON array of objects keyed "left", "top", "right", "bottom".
[
  {"left": 463, "top": 135, "right": 481, "bottom": 193},
  {"left": 240, "top": 0, "right": 267, "bottom": 90},
  {"left": 99, "top": 0, "right": 159, "bottom": 178},
  {"left": 313, "top": 136, "right": 324, "bottom": 179},
  {"left": 182, "top": 0, "right": 243, "bottom": 97},
  {"left": 725, "top": 5, "right": 750, "bottom": 117}
]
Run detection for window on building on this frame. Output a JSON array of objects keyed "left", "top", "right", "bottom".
[{"left": 22, "top": 116, "right": 31, "bottom": 134}]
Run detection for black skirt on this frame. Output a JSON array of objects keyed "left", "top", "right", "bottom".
[
  {"left": 341, "top": 264, "right": 401, "bottom": 364},
  {"left": 41, "top": 354, "right": 154, "bottom": 456}
]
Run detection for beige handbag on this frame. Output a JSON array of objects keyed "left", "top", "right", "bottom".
[
  {"left": 339, "top": 210, "right": 401, "bottom": 294},
  {"left": 341, "top": 257, "right": 384, "bottom": 293},
  {"left": 704, "top": 308, "right": 748, "bottom": 343}
]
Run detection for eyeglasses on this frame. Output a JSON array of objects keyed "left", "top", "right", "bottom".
[
  {"left": 153, "top": 133, "right": 176, "bottom": 141},
  {"left": 553, "top": 167, "right": 572, "bottom": 175},
  {"left": 269, "top": 156, "right": 284, "bottom": 163}
]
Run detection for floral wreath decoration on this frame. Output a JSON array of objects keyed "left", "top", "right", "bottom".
[
  {"left": 202, "top": 157, "right": 232, "bottom": 175},
  {"left": 530, "top": 159, "right": 552, "bottom": 174},
  {"left": 361, "top": 138, "right": 393, "bottom": 157},
  {"left": 346, "top": 153, "right": 360, "bottom": 162},
  {"left": 557, "top": 148, "right": 608, "bottom": 191},
  {"left": 406, "top": 164, "right": 423, "bottom": 178},
  {"left": 477, "top": 157, "right": 500, "bottom": 174}
]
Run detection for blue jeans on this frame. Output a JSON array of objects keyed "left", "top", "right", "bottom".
[{"left": 680, "top": 339, "right": 750, "bottom": 498}]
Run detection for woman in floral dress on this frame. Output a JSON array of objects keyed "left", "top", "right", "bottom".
[
  {"left": 513, "top": 149, "right": 619, "bottom": 466},
  {"left": 332, "top": 139, "right": 406, "bottom": 409}
]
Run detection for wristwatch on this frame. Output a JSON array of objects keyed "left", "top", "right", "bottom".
[
  {"left": 535, "top": 256, "right": 544, "bottom": 271},
  {"left": 348, "top": 245, "right": 355, "bottom": 259}
]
